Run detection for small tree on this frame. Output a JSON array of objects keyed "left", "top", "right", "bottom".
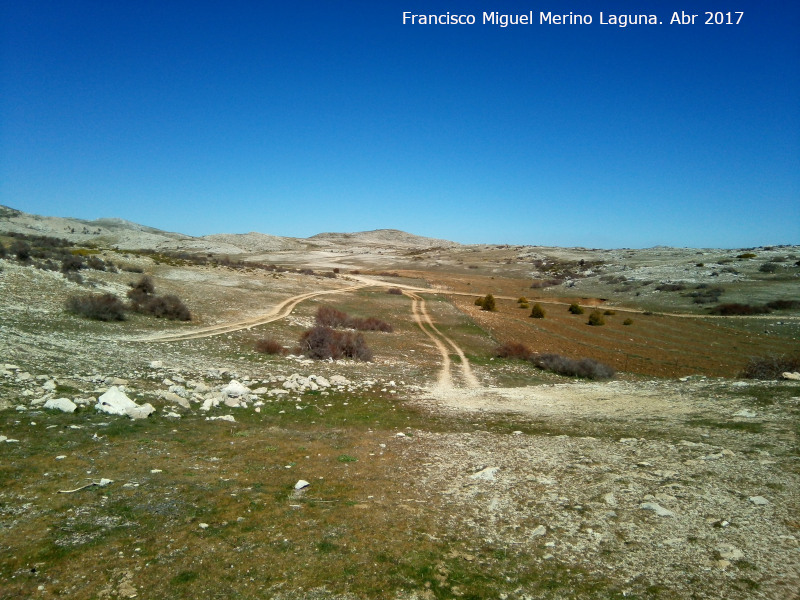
[
  {"left": 481, "top": 294, "right": 496, "bottom": 312},
  {"left": 568, "top": 303, "right": 584, "bottom": 315},
  {"left": 530, "top": 303, "right": 546, "bottom": 319}
]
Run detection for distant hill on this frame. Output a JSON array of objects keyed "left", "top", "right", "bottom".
[
  {"left": 308, "top": 229, "right": 460, "bottom": 249},
  {"left": 0, "top": 206, "right": 459, "bottom": 254}
]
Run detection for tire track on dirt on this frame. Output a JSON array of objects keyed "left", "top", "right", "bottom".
[
  {"left": 404, "top": 291, "right": 480, "bottom": 389},
  {"left": 129, "top": 284, "right": 371, "bottom": 342}
]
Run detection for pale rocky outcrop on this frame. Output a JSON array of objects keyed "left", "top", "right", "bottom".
[
  {"left": 95, "top": 386, "right": 155, "bottom": 419},
  {"left": 44, "top": 398, "right": 77, "bottom": 413}
]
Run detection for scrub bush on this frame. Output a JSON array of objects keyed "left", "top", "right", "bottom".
[
  {"left": 66, "top": 293, "right": 126, "bottom": 321},
  {"left": 740, "top": 355, "right": 800, "bottom": 380},
  {"left": 298, "top": 326, "right": 372, "bottom": 361},
  {"left": 529, "top": 303, "right": 546, "bottom": 318}
]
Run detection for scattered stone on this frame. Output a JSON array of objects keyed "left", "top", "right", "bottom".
[
  {"left": 470, "top": 467, "right": 499, "bottom": 481},
  {"left": 199, "top": 523, "right": 209, "bottom": 529},
  {"left": 603, "top": 492, "right": 617, "bottom": 507},
  {"left": 733, "top": 409, "right": 757, "bottom": 418},
  {"left": 716, "top": 544, "right": 744, "bottom": 561},
  {"left": 530, "top": 525, "right": 547, "bottom": 537},
  {"left": 748, "top": 495, "right": 769, "bottom": 506},
  {"left": 42, "top": 380, "right": 57, "bottom": 391},
  {"left": 44, "top": 398, "right": 77, "bottom": 413},
  {"left": 149, "top": 360, "right": 163, "bottom": 369},
  {"left": 206, "top": 415, "right": 236, "bottom": 422},
  {"left": 95, "top": 387, "right": 154, "bottom": 419},
  {"left": 781, "top": 371, "right": 800, "bottom": 381},
  {"left": 295, "top": 480, "right": 310, "bottom": 490},
  {"left": 640, "top": 502, "right": 675, "bottom": 517},
  {"left": 222, "top": 380, "right": 250, "bottom": 397},
  {"left": 127, "top": 403, "right": 156, "bottom": 420}
]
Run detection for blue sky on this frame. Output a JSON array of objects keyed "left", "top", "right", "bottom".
[{"left": 2, "top": 1, "right": 798, "bottom": 248}]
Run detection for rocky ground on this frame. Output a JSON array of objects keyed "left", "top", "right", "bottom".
[{"left": 1, "top": 208, "right": 799, "bottom": 598}]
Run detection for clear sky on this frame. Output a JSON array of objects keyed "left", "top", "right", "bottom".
[{"left": 2, "top": 1, "right": 798, "bottom": 248}]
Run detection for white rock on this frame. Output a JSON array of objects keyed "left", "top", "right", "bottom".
[
  {"left": 295, "top": 480, "right": 310, "bottom": 490},
  {"left": 733, "top": 409, "right": 757, "bottom": 418},
  {"left": 748, "top": 495, "right": 769, "bottom": 506},
  {"left": 127, "top": 403, "right": 155, "bottom": 420},
  {"left": 95, "top": 387, "right": 138, "bottom": 416},
  {"left": 315, "top": 376, "right": 330, "bottom": 388},
  {"left": 781, "top": 371, "right": 800, "bottom": 381},
  {"left": 716, "top": 544, "right": 744, "bottom": 560},
  {"left": 330, "top": 375, "right": 350, "bottom": 386},
  {"left": 42, "top": 380, "right": 57, "bottom": 391},
  {"left": 222, "top": 380, "right": 250, "bottom": 397},
  {"left": 199, "top": 523, "right": 209, "bottom": 529},
  {"left": 639, "top": 502, "right": 675, "bottom": 517},
  {"left": 95, "top": 387, "right": 153, "bottom": 419},
  {"left": 44, "top": 398, "right": 77, "bottom": 413},
  {"left": 206, "top": 415, "right": 236, "bottom": 422},
  {"left": 531, "top": 525, "right": 547, "bottom": 537},
  {"left": 470, "top": 467, "right": 500, "bottom": 481},
  {"left": 149, "top": 360, "right": 163, "bottom": 369},
  {"left": 159, "top": 391, "right": 190, "bottom": 409}
]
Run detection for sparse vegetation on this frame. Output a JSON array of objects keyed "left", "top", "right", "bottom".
[
  {"left": 495, "top": 342, "right": 614, "bottom": 380},
  {"left": 387, "top": 287, "right": 403, "bottom": 295},
  {"left": 708, "top": 303, "right": 771, "bottom": 316},
  {"left": 480, "top": 294, "right": 496, "bottom": 311},
  {"left": 531, "top": 353, "right": 616, "bottom": 380},
  {"left": 254, "top": 337, "right": 286, "bottom": 355},
  {"left": 298, "top": 325, "right": 373, "bottom": 361},
  {"left": 66, "top": 293, "right": 127, "bottom": 321},
  {"left": 587, "top": 310, "right": 605, "bottom": 326},
  {"left": 529, "top": 303, "right": 546, "bottom": 319},
  {"left": 568, "top": 303, "right": 584, "bottom": 315},
  {"left": 740, "top": 354, "right": 800, "bottom": 380},
  {"left": 127, "top": 275, "right": 191, "bottom": 320},
  {"left": 623, "top": 318, "right": 634, "bottom": 326},
  {"left": 494, "top": 341, "right": 533, "bottom": 360},
  {"left": 315, "top": 305, "right": 393, "bottom": 332}
]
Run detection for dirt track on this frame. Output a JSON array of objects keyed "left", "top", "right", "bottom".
[{"left": 404, "top": 290, "right": 480, "bottom": 389}]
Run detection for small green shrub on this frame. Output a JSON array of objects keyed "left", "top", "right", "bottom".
[
  {"left": 587, "top": 310, "right": 605, "bottom": 326},
  {"left": 517, "top": 297, "right": 528, "bottom": 304},
  {"left": 623, "top": 318, "right": 634, "bottom": 326},
  {"left": 474, "top": 297, "right": 484, "bottom": 307},
  {"left": 603, "top": 309, "right": 616, "bottom": 316},
  {"left": 529, "top": 303, "right": 545, "bottom": 319},
  {"left": 737, "top": 253, "right": 757, "bottom": 259},
  {"left": 568, "top": 303, "right": 584, "bottom": 315},
  {"left": 481, "top": 294, "right": 496, "bottom": 312}
]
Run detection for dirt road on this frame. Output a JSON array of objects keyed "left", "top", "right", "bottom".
[
  {"left": 404, "top": 291, "right": 480, "bottom": 389},
  {"left": 129, "top": 283, "right": 371, "bottom": 342}
]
